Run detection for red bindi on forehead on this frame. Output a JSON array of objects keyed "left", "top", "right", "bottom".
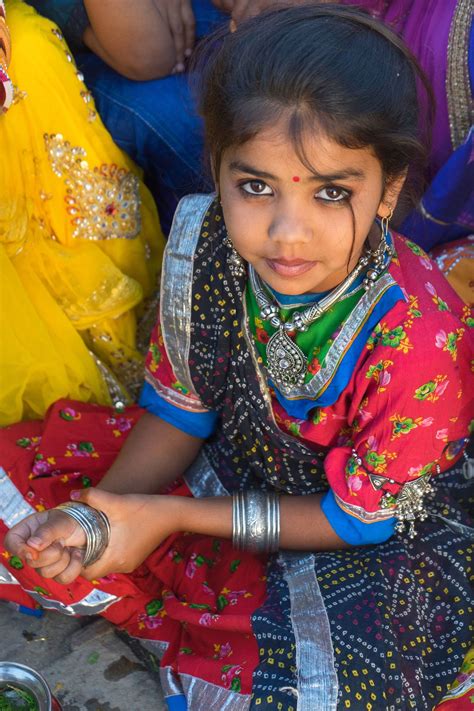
[{"left": 292, "top": 176, "right": 300, "bottom": 182}]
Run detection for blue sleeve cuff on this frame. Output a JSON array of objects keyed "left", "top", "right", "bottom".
[
  {"left": 139, "top": 381, "right": 218, "bottom": 439},
  {"left": 321, "top": 490, "right": 395, "bottom": 545}
]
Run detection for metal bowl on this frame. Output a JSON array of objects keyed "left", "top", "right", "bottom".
[{"left": 0, "top": 662, "right": 56, "bottom": 711}]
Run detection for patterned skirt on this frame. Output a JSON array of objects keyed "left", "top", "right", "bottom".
[{"left": 0, "top": 400, "right": 472, "bottom": 710}]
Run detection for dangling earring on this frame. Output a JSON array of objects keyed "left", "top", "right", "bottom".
[
  {"left": 217, "top": 192, "right": 246, "bottom": 279},
  {"left": 363, "top": 208, "right": 394, "bottom": 290},
  {"left": 223, "top": 233, "right": 246, "bottom": 278},
  {"left": 378, "top": 208, "right": 393, "bottom": 255}
]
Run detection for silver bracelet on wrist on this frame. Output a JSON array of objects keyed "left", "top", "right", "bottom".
[
  {"left": 232, "top": 490, "right": 280, "bottom": 553},
  {"left": 56, "top": 501, "right": 111, "bottom": 567}
]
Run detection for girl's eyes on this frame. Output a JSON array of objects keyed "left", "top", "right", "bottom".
[
  {"left": 240, "top": 180, "right": 273, "bottom": 196},
  {"left": 239, "top": 180, "right": 350, "bottom": 203},
  {"left": 316, "top": 186, "right": 350, "bottom": 203}
]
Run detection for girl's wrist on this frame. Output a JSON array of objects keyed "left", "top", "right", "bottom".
[
  {"left": 164, "top": 495, "right": 191, "bottom": 534},
  {"left": 165, "top": 496, "right": 233, "bottom": 539},
  {"left": 139, "top": 494, "right": 182, "bottom": 538},
  {"left": 141, "top": 494, "right": 201, "bottom": 539}
]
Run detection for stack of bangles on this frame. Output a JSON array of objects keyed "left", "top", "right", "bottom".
[
  {"left": 56, "top": 502, "right": 111, "bottom": 567},
  {"left": 232, "top": 490, "right": 281, "bottom": 553}
]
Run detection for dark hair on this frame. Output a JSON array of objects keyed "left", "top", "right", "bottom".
[{"left": 192, "top": 3, "right": 434, "bottom": 206}]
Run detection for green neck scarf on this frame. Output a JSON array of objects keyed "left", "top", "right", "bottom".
[{"left": 246, "top": 281, "right": 364, "bottom": 382}]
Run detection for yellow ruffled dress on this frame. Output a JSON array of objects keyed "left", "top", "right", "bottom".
[{"left": 0, "top": 0, "right": 165, "bottom": 425}]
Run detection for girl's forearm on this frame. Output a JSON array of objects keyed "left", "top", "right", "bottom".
[
  {"left": 157, "top": 493, "right": 349, "bottom": 551},
  {"left": 97, "top": 412, "right": 203, "bottom": 495}
]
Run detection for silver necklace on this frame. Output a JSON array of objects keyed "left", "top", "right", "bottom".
[{"left": 249, "top": 238, "right": 392, "bottom": 391}]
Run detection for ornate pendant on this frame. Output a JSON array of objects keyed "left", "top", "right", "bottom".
[
  {"left": 382, "top": 475, "right": 434, "bottom": 539},
  {"left": 266, "top": 327, "right": 307, "bottom": 391}
]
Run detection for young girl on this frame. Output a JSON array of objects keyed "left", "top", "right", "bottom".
[{"left": 2, "top": 5, "right": 473, "bottom": 710}]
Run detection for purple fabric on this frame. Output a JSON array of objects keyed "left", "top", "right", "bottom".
[{"left": 342, "top": 1, "right": 457, "bottom": 178}]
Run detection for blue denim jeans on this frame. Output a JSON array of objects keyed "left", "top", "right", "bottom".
[{"left": 78, "top": 0, "right": 226, "bottom": 234}]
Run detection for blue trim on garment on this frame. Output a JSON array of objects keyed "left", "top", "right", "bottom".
[
  {"left": 272, "top": 281, "right": 405, "bottom": 418},
  {"left": 139, "top": 382, "right": 218, "bottom": 439},
  {"left": 165, "top": 695, "right": 188, "bottom": 711},
  {"left": 271, "top": 286, "right": 330, "bottom": 305},
  {"left": 321, "top": 490, "right": 395, "bottom": 545},
  {"left": 270, "top": 274, "right": 364, "bottom": 307}
]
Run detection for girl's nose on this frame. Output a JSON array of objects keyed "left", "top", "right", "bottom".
[{"left": 268, "top": 206, "right": 313, "bottom": 245}]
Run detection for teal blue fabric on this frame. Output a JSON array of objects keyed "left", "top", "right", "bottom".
[
  {"left": 321, "top": 490, "right": 395, "bottom": 545},
  {"left": 139, "top": 382, "right": 218, "bottom": 439}
]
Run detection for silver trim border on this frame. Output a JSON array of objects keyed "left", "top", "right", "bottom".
[
  {"left": 160, "top": 193, "right": 215, "bottom": 399},
  {"left": 281, "top": 552, "right": 338, "bottom": 711}
]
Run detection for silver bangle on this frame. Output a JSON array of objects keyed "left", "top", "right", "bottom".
[
  {"left": 56, "top": 502, "right": 111, "bottom": 567},
  {"left": 232, "top": 490, "right": 280, "bottom": 553}
]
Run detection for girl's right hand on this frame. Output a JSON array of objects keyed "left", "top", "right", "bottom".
[{"left": 5, "top": 509, "right": 87, "bottom": 584}]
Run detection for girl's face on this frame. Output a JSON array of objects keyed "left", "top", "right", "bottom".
[{"left": 218, "top": 119, "right": 403, "bottom": 295}]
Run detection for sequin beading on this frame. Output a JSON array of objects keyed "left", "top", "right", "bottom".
[{"left": 44, "top": 133, "right": 141, "bottom": 240}]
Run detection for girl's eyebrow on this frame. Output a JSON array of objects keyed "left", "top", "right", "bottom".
[
  {"left": 229, "top": 161, "right": 276, "bottom": 180},
  {"left": 228, "top": 160, "right": 365, "bottom": 182}
]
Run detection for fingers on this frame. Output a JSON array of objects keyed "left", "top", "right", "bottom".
[
  {"left": 166, "top": 3, "right": 184, "bottom": 68},
  {"left": 167, "top": 0, "right": 195, "bottom": 72},
  {"left": 4, "top": 511, "right": 50, "bottom": 557},
  {"left": 25, "top": 510, "right": 84, "bottom": 552},
  {"left": 16, "top": 529, "right": 85, "bottom": 583},
  {"left": 5, "top": 508, "right": 82, "bottom": 561},
  {"left": 5, "top": 491, "right": 115, "bottom": 584},
  {"left": 23, "top": 537, "right": 85, "bottom": 584},
  {"left": 211, "top": 0, "right": 234, "bottom": 12},
  {"left": 30, "top": 544, "right": 74, "bottom": 578},
  {"left": 231, "top": 0, "right": 279, "bottom": 27},
  {"left": 181, "top": 0, "right": 195, "bottom": 60},
  {"left": 231, "top": 0, "right": 253, "bottom": 23},
  {"left": 24, "top": 540, "right": 68, "bottom": 570},
  {"left": 70, "top": 485, "right": 117, "bottom": 513},
  {"left": 53, "top": 548, "right": 85, "bottom": 585},
  {"left": 27, "top": 542, "right": 84, "bottom": 584}
]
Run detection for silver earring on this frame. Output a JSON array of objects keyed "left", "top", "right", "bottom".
[
  {"left": 363, "top": 208, "right": 394, "bottom": 290},
  {"left": 224, "top": 234, "right": 246, "bottom": 278},
  {"left": 377, "top": 209, "right": 393, "bottom": 260}
]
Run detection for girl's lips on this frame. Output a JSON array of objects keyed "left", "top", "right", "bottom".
[{"left": 265, "top": 258, "right": 317, "bottom": 277}]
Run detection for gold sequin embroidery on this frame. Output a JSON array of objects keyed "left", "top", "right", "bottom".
[{"left": 44, "top": 133, "right": 141, "bottom": 240}]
